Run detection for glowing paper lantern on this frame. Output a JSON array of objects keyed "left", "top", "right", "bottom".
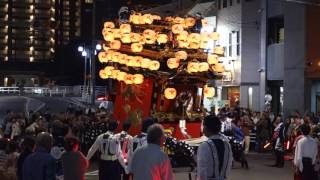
[
  {"left": 102, "top": 44, "right": 109, "bottom": 51},
  {"left": 98, "top": 51, "right": 108, "bottom": 63},
  {"left": 111, "top": 69, "right": 120, "bottom": 79},
  {"left": 99, "top": 69, "right": 108, "bottom": 79},
  {"left": 164, "top": 88, "right": 177, "bottom": 99},
  {"left": 124, "top": 74, "right": 134, "bottom": 84},
  {"left": 214, "top": 47, "right": 225, "bottom": 55},
  {"left": 207, "top": 54, "right": 219, "bottom": 65},
  {"left": 149, "top": 61, "right": 160, "bottom": 71},
  {"left": 142, "top": 14, "right": 154, "bottom": 24},
  {"left": 152, "top": 15, "right": 161, "bottom": 20},
  {"left": 210, "top": 32, "right": 220, "bottom": 41},
  {"left": 132, "top": 56, "right": 143, "bottom": 67},
  {"left": 126, "top": 56, "right": 135, "bottom": 67},
  {"left": 184, "top": 17, "right": 196, "bottom": 27},
  {"left": 118, "top": 54, "right": 127, "bottom": 64},
  {"left": 112, "top": 29, "right": 121, "bottom": 39},
  {"left": 110, "top": 40, "right": 121, "bottom": 50},
  {"left": 120, "top": 24, "right": 131, "bottom": 34},
  {"left": 131, "top": 43, "right": 143, "bottom": 53},
  {"left": 143, "top": 29, "right": 156, "bottom": 44},
  {"left": 202, "top": 19, "right": 208, "bottom": 27},
  {"left": 121, "top": 33, "right": 131, "bottom": 44},
  {"left": 187, "top": 62, "right": 200, "bottom": 73},
  {"left": 130, "top": 33, "right": 142, "bottom": 43},
  {"left": 174, "top": 17, "right": 185, "bottom": 24},
  {"left": 103, "top": 32, "right": 114, "bottom": 42},
  {"left": 104, "top": 22, "right": 115, "bottom": 29},
  {"left": 177, "top": 31, "right": 188, "bottom": 41},
  {"left": 130, "top": 14, "right": 141, "bottom": 24},
  {"left": 133, "top": 74, "right": 144, "bottom": 84},
  {"left": 167, "top": 58, "right": 180, "bottom": 69},
  {"left": 204, "top": 85, "right": 215, "bottom": 97},
  {"left": 188, "top": 33, "right": 201, "bottom": 43},
  {"left": 199, "top": 62, "right": 209, "bottom": 72},
  {"left": 117, "top": 72, "right": 127, "bottom": 81},
  {"left": 165, "top": 16, "right": 174, "bottom": 22},
  {"left": 175, "top": 51, "right": 188, "bottom": 60},
  {"left": 111, "top": 52, "right": 121, "bottom": 63},
  {"left": 178, "top": 40, "right": 189, "bottom": 48},
  {"left": 104, "top": 66, "right": 115, "bottom": 76},
  {"left": 141, "top": 58, "right": 151, "bottom": 69},
  {"left": 212, "top": 63, "right": 225, "bottom": 73},
  {"left": 189, "top": 42, "right": 200, "bottom": 49},
  {"left": 157, "top": 34, "right": 168, "bottom": 44},
  {"left": 172, "top": 24, "right": 184, "bottom": 34}
]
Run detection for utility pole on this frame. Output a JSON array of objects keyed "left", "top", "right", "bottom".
[{"left": 90, "top": 1, "right": 96, "bottom": 106}]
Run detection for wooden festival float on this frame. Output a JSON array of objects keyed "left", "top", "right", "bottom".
[{"left": 98, "top": 13, "right": 226, "bottom": 139}]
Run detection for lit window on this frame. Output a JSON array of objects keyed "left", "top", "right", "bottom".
[
  {"left": 248, "top": 87, "right": 253, "bottom": 109},
  {"left": 30, "top": 15, "right": 34, "bottom": 20},
  {"left": 4, "top": 56, "right": 8, "bottom": 61},
  {"left": 30, "top": 5, "right": 34, "bottom": 10},
  {"left": 50, "top": 48, "right": 55, "bottom": 53},
  {"left": 30, "top": 57, "right": 34, "bottom": 62}
]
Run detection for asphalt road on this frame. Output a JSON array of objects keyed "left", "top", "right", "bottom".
[{"left": 85, "top": 153, "right": 293, "bottom": 180}]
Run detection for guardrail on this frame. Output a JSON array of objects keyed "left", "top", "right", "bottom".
[{"left": 0, "top": 86, "right": 108, "bottom": 98}]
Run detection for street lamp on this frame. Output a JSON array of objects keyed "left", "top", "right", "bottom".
[{"left": 77, "top": 43, "right": 102, "bottom": 105}]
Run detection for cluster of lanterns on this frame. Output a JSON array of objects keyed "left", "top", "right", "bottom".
[
  {"left": 163, "top": 85, "right": 215, "bottom": 100},
  {"left": 99, "top": 66, "right": 144, "bottom": 85},
  {"left": 174, "top": 31, "right": 221, "bottom": 49},
  {"left": 98, "top": 51, "right": 160, "bottom": 71},
  {"left": 129, "top": 13, "right": 161, "bottom": 25}
]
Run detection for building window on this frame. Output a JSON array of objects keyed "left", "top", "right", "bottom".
[
  {"left": 228, "top": 33, "right": 232, "bottom": 57},
  {"left": 248, "top": 87, "right": 253, "bottom": 110},
  {"left": 217, "top": 0, "right": 221, "bottom": 9},
  {"left": 230, "top": 0, "right": 233, "bottom": 6},
  {"left": 229, "top": 31, "right": 240, "bottom": 57},
  {"left": 236, "top": 31, "right": 240, "bottom": 56},
  {"left": 223, "top": 0, "right": 228, "bottom": 8}
]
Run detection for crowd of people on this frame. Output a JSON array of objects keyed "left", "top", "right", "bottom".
[{"left": 0, "top": 104, "right": 319, "bottom": 180}]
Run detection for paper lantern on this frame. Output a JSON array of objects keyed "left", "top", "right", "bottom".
[
  {"left": 188, "top": 33, "right": 201, "bottom": 43},
  {"left": 157, "top": 34, "right": 168, "bottom": 44},
  {"left": 132, "top": 56, "right": 143, "bottom": 67},
  {"left": 121, "top": 33, "right": 131, "bottom": 44},
  {"left": 175, "top": 51, "right": 188, "bottom": 60},
  {"left": 142, "top": 14, "right": 154, "bottom": 24},
  {"left": 152, "top": 15, "right": 161, "bottom": 21},
  {"left": 111, "top": 52, "right": 121, "bottom": 63},
  {"left": 111, "top": 69, "right": 120, "bottom": 79},
  {"left": 204, "top": 85, "right": 215, "bottom": 97},
  {"left": 131, "top": 43, "right": 143, "bottom": 53},
  {"left": 106, "top": 50, "right": 114, "bottom": 61},
  {"left": 143, "top": 29, "right": 156, "bottom": 44},
  {"left": 104, "top": 22, "right": 115, "bottom": 29},
  {"left": 167, "top": 58, "right": 180, "bottom": 69},
  {"left": 184, "top": 17, "right": 196, "bottom": 27},
  {"left": 126, "top": 56, "right": 135, "bottom": 67},
  {"left": 212, "top": 63, "right": 225, "bottom": 73},
  {"left": 104, "top": 66, "right": 115, "bottom": 76},
  {"left": 102, "top": 44, "right": 110, "bottom": 51},
  {"left": 201, "top": 33, "right": 210, "bottom": 42},
  {"left": 117, "top": 72, "right": 127, "bottom": 81},
  {"left": 118, "top": 54, "right": 128, "bottom": 64},
  {"left": 133, "top": 74, "right": 144, "bottom": 84},
  {"left": 103, "top": 32, "right": 114, "bottom": 42},
  {"left": 120, "top": 24, "right": 131, "bottom": 34},
  {"left": 99, "top": 69, "right": 108, "bottom": 79},
  {"left": 164, "top": 88, "right": 177, "bottom": 99},
  {"left": 141, "top": 58, "right": 151, "bottom": 69},
  {"left": 202, "top": 19, "right": 208, "bottom": 27},
  {"left": 177, "top": 31, "right": 188, "bottom": 41},
  {"left": 210, "top": 32, "right": 220, "bottom": 41},
  {"left": 130, "top": 33, "right": 142, "bottom": 43},
  {"left": 189, "top": 42, "right": 200, "bottom": 49},
  {"left": 178, "top": 40, "right": 189, "bottom": 48},
  {"left": 124, "top": 74, "right": 134, "bottom": 84},
  {"left": 110, "top": 40, "right": 121, "bottom": 50},
  {"left": 172, "top": 24, "right": 184, "bottom": 34},
  {"left": 187, "top": 62, "right": 200, "bottom": 73},
  {"left": 200, "top": 41, "right": 208, "bottom": 49},
  {"left": 102, "top": 28, "right": 112, "bottom": 37},
  {"left": 98, "top": 51, "right": 108, "bottom": 63},
  {"left": 207, "top": 54, "right": 219, "bottom": 65},
  {"left": 214, "top": 47, "right": 225, "bottom": 55},
  {"left": 174, "top": 17, "right": 185, "bottom": 24},
  {"left": 199, "top": 62, "right": 209, "bottom": 72},
  {"left": 165, "top": 16, "right": 174, "bottom": 22},
  {"left": 130, "top": 14, "right": 141, "bottom": 24},
  {"left": 112, "top": 29, "right": 121, "bottom": 39},
  {"left": 149, "top": 61, "right": 160, "bottom": 71}
]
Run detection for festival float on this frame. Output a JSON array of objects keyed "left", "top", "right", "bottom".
[{"left": 98, "top": 13, "right": 225, "bottom": 139}]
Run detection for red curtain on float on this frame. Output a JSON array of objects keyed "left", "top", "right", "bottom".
[{"left": 113, "top": 78, "right": 154, "bottom": 135}]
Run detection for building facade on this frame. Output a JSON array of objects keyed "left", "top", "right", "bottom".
[{"left": 0, "top": 0, "right": 81, "bottom": 86}]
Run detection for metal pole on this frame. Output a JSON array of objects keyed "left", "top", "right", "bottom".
[{"left": 90, "top": 1, "right": 96, "bottom": 106}]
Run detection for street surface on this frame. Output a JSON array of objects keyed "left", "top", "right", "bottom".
[{"left": 86, "top": 153, "right": 293, "bottom": 180}]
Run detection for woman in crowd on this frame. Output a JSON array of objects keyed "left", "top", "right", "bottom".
[
  {"left": 61, "top": 137, "right": 89, "bottom": 180},
  {"left": 17, "top": 137, "right": 35, "bottom": 180}
]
